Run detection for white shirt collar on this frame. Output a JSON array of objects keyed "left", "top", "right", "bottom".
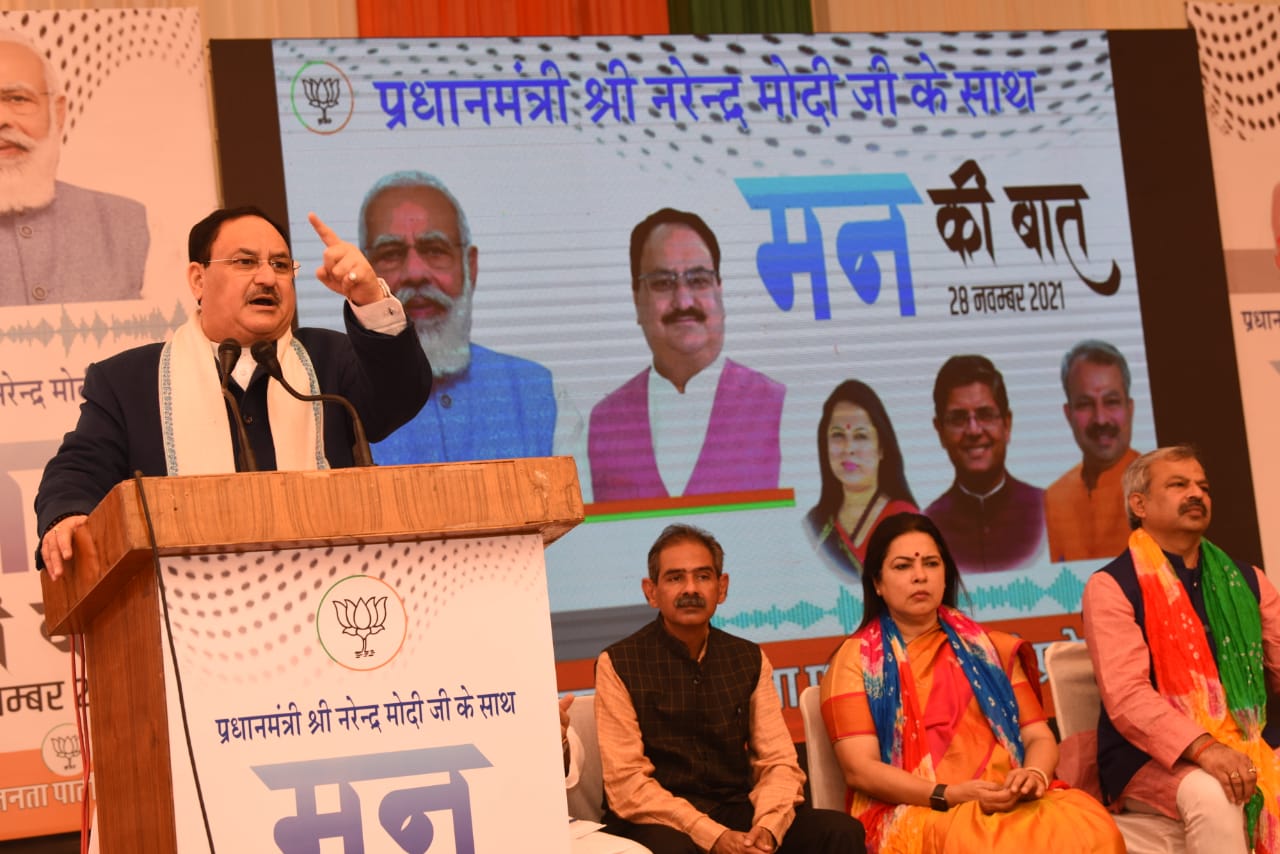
[{"left": 647, "top": 355, "right": 726, "bottom": 495}]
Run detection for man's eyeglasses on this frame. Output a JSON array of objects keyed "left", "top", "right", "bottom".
[
  {"left": 636, "top": 268, "right": 719, "bottom": 295},
  {"left": 941, "top": 407, "right": 1004, "bottom": 431},
  {"left": 369, "top": 238, "right": 462, "bottom": 273},
  {"left": 205, "top": 256, "right": 301, "bottom": 277},
  {"left": 0, "top": 87, "right": 49, "bottom": 117}
]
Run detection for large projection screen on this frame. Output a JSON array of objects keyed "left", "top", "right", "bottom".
[{"left": 210, "top": 28, "right": 1257, "bottom": 730}]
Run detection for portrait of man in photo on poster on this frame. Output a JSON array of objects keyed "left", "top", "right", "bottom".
[
  {"left": 358, "top": 170, "right": 559, "bottom": 465},
  {"left": 0, "top": 29, "right": 149, "bottom": 307},
  {"left": 587, "top": 208, "right": 787, "bottom": 504},
  {"left": 1044, "top": 339, "right": 1141, "bottom": 563},
  {"left": 924, "top": 354, "right": 1047, "bottom": 575}
]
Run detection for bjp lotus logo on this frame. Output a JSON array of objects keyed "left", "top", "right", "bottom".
[
  {"left": 40, "top": 723, "right": 83, "bottom": 776},
  {"left": 52, "top": 734, "right": 80, "bottom": 770},
  {"left": 289, "top": 60, "right": 354, "bottom": 135},
  {"left": 318, "top": 575, "right": 408, "bottom": 671},
  {"left": 333, "top": 595, "right": 388, "bottom": 659}
]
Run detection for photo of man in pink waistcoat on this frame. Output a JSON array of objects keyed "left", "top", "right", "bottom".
[{"left": 587, "top": 208, "right": 786, "bottom": 502}]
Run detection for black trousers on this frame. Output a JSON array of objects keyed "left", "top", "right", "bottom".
[{"left": 602, "top": 802, "right": 866, "bottom": 854}]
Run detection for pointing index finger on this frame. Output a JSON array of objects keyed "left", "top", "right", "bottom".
[{"left": 308, "top": 212, "right": 341, "bottom": 247}]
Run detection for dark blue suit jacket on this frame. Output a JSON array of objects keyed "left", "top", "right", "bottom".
[{"left": 35, "top": 305, "right": 430, "bottom": 551}]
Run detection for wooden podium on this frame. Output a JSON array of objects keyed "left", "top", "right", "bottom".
[{"left": 41, "top": 457, "right": 583, "bottom": 854}]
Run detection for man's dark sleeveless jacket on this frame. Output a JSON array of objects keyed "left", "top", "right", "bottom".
[
  {"left": 605, "top": 617, "right": 762, "bottom": 813},
  {"left": 1093, "top": 545, "right": 1274, "bottom": 803}
]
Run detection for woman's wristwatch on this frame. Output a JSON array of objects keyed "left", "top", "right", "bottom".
[{"left": 930, "top": 783, "right": 948, "bottom": 811}]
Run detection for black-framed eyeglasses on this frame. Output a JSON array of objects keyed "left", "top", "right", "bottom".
[
  {"left": 205, "top": 256, "right": 301, "bottom": 277},
  {"left": 941, "top": 407, "right": 1004, "bottom": 431},
  {"left": 636, "top": 267, "right": 719, "bottom": 295}
]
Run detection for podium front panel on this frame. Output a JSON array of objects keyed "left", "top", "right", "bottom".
[{"left": 153, "top": 533, "right": 569, "bottom": 853}]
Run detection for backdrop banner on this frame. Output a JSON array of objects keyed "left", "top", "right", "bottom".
[
  {"left": 0, "top": 8, "right": 218, "bottom": 841},
  {"left": 265, "top": 30, "right": 1154, "bottom": 735}
]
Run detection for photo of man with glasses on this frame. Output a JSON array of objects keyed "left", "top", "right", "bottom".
[
  {"left": 357, "top": 170, "right": 557, "bottom": 465},
  {"left": 36, "top": 205, "right": 430, "bottom": 578},
  {"left": 923, "top": 354, "right": 1046, "bottom": 574},
  {"left": 0, "top": 29, "right": 149, "bottom": 306},
  {"left": 586, "top": 208, "right": 786, "bottom": 502}
]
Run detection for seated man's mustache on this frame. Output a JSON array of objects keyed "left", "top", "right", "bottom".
[
  {"left": 1085, "top": 422, "right": 1120, "bottom": 440},
  {"left": 674, "top": 593, "right": 707, "bottom": 608},
  {"left": 1179, "top": 497, "right": 1208, "bottom": 514},
  {"left": 662, "top": 307, "right": 705, "bottom": 324}
]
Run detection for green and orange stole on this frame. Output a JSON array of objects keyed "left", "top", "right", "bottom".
[{"left": 1129, "top": 527, "right": 1280, "bottom": 851}]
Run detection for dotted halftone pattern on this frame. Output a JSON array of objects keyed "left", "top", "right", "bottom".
[
  {"left": 275, "top": 30, "right": 1114, "bottom": 177},
  {"left": 1187, "top": 2, "right": 1280, "bottom": 140},
  {"left": 158, "top": 535, "right": 545, "bottom": 685},
  {"left": 0, "top": 8, "right": 204, "bottom": 146}
]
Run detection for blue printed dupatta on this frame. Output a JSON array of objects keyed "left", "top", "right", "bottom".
[{"left": 850, "top": 606, "right": 1033, "bottom": 841}]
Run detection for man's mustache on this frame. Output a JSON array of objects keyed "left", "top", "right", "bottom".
[
  {"left": 246, "top": 287, "right": 280, "bottom": 306},
  {"left": 395, "top": 281, "right": 455, "bottom": 312},
  {"left": 1180, "top": 497, "right": 1208, "bottom": 515},
  {"left": 1085, "top": 422, "right": 1120, "bottom": 442},
  {"left": 674, "top": 593, "right": 706, "bottom": 608},
  {"left": 662, "top": 307, "right": 705, "bottom": 325},
  {"left": 0, "top": 128, "right": 35, "bottom": 154}
]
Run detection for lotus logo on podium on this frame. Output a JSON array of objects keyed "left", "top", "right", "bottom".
[
  {"left": 334, "top": 595, "right": 387, "bottom": 659},
  {"left": 289, "top": 60, "right": 354, "bottom": 135},
  {"left": 317, "top": 575, "right": 408, "bottom": 670}
]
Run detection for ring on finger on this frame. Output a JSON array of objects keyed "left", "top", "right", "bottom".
[{"left": 348, "top": 270, "right": 358, "bottom": 282}]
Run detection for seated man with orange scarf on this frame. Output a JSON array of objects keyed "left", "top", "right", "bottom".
[{"left": 1082, "top": 445, "right": 1280, "bottom": 853}]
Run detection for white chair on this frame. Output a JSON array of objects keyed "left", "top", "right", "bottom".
[
  {"left": 566, "top": 693, "right": 607, "bottom": 823},
  {"left": 1045, "top": 640, "right": 1102, "bottom": 745},
  {"left": 1044, "top": 640, "right": 1187, "bottom": 854},
  {"left": 564, "top": 693, "right": 655, "bottom": 854},
  {"left": 799, "top": 684, "right": 847, "bottom": 811}
]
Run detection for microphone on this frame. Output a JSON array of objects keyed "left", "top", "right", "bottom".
[
  {"left": 216, "top": 338, "right": 240, "bottom": 386},
  {"left": 250, "top": 340, "right": 374, "bottom": 467},
  {"left": 216, "top": 338, "right": 258, "bottom": 472}
]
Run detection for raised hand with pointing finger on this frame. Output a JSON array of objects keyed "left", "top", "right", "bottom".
[{"left": 309, "top": 211, "right": 387, "bottom": 307}]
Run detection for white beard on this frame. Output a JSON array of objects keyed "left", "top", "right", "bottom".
[
  {"left": 396, "top": 279, "right": 475, "bottom": 380},
  {"left": 0, "top": 126, "right": 59, "bottom": 215}
]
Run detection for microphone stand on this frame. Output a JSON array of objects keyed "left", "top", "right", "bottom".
[
  {"left": 216, "top": 339, "right": 258, "bottom": 472},
  {"left": 250, "top": 340, "right": 375, "bottom": 467}
]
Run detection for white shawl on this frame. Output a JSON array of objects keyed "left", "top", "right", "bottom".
[{"left": 159, "top": 313, "right": 328, "bottom": 473}]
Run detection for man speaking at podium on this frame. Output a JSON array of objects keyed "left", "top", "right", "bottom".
[{"left": 34, "top": 206, "right": 432, "bottom": 578}]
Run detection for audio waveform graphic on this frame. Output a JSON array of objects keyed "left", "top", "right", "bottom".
[
  {"left": 716, "top": 568, "right": 1086, "bottom": 635},
  {"left": 716, "top": 586, "right": 862, "bottom": 634},
  {"left": 2, "top": 302, "right": 188, "bottom": 352},
  {"left": 964, "top": 570, "right": 1085, "bottom": 614}
]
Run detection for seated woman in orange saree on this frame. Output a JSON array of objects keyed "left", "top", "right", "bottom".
[{"left": 820, "top": 512, "right": 1123, "bottom": 854}]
